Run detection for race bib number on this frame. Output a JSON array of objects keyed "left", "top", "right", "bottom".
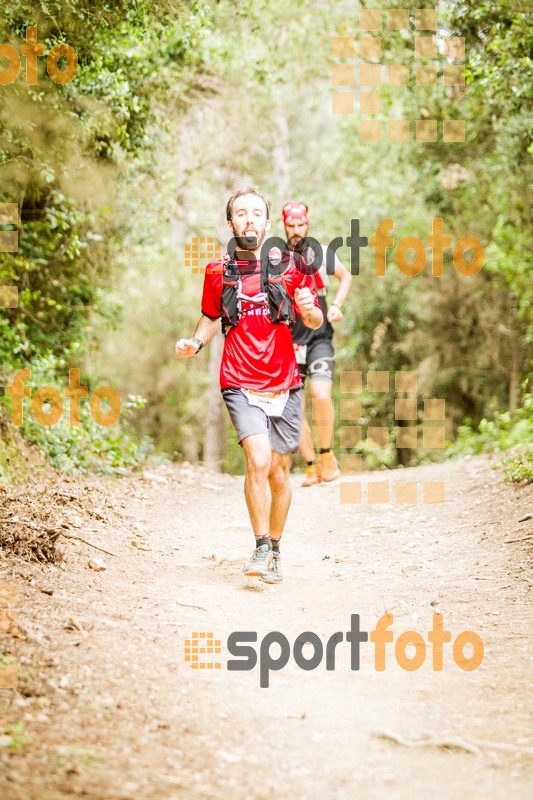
[
  {"left": 294, "top": 344, "right": 307, "bottom": 365},
  {"left": 242, "top": 389, "right": 289, "bottom": 418}
]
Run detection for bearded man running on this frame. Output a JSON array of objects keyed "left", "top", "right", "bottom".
[
  {"left": 282, "top": 201, "right": 352, "bottom": 485},
  {"left": 176, "top": 189, "right": 323, "bottom": 583}
]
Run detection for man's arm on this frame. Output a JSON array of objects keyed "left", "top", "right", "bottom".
[
  {"left": 175, "top": 315, "right": 221, "bottom": 358},
  {"left": 327, "top": 258, "right": 352, "bottom": 323},
  {"left": 294, "top": 287, "right": 323, "bottom": 330}
]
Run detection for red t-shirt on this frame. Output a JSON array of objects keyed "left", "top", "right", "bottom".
[{"left": 201, "top": 256, "right": 320, "bottom": 391}]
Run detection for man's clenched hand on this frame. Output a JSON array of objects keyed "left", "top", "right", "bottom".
[
  {"left": 175, "top": 339, "right": 198, "bottom": 358},
  {"left": 294, "top": 287, "right": 315, "bottom": 314},
  {"left": 294, "top": 287, "right": 323, "bottom": 330},
  {"left": 327, "top": 304, "right": 344, "bottom": 323}
]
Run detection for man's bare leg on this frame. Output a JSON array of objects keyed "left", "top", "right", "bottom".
[
  {"left": 310, "top": 379, "right": 334, "bottom": 450},
  {"left": 242, "top": 433, "right": 272, "bottom": 536},
  {"left": 259, "top": 450, "right": 290, "bottom": 583},
  {"left": 310, "top": 379, "right": 340, "bottom": 481},
  {"left": 299, "top": 393, "right": 316, "bottom": 463},
  {"left": 268, "top": 451, "right": 292, "bottom": 540}
]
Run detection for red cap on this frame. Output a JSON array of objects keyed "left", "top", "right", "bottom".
[{"left": 282, "top": 201, "right": 309, "bottom": 226}]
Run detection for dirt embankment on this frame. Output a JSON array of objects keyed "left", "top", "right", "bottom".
[{"left": 0, "top": 454, "right": 531, "bottom": 800}]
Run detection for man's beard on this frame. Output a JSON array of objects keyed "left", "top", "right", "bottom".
[
  {"left": 231, "top": 223, "right": 266, "bottom": 252},
  {"left": 290, "top": 236, "right": 307, "bottom": 253}
]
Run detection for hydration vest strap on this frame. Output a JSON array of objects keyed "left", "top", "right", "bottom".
[
  {"left": 220, "top": 252, "right": 295, "bottom": 333},
  {"left": 221, "top": 257, "right": 241, "bottom": 335}
]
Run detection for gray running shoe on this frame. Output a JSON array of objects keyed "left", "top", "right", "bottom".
[
  {"left": 260, "top": 552, "right": 283, "bottom": 584},
  {"left": 243, "top": 544, "right": 271, "bottom": 576}
]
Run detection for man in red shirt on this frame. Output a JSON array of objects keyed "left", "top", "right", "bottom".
[
  {"left": 175, "top": 189, "right": 323, "bottom": 584},
  {"left": 283, "top": 201, "right": 352, "bottom": 485}
]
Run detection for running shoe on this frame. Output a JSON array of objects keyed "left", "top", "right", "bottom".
[
  {"left": 243, "top": 544, "right": 271, "bottom": 576},
  {"left": 301, "top": 463, "right": 321, "bottom": 487},
  {"left": 260, "top": 552, "right": 283, "bottom": 584},
  {"left": 317, "top": 451, "right": 340, "bottom": 482}
]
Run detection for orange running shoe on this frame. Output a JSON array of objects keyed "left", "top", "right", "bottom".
[
  {"left": 301, "top": 463, "right": 321, "bottom": 487},
  {"left": 317, "top": 451, "right": 340, "bottom": 482}
]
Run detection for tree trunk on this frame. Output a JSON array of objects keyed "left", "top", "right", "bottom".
[
  {"left": 203, "top": 330, "right": 226, "bottom": 471},
  {"left": 272, "top": 105, "right": 291, "bottom": 205},
  {"left": 202, "top": 186, "right": 235, "bottom": 471},
  {"left": 508, "top": 333, "right": 523, "bottom": 415}
]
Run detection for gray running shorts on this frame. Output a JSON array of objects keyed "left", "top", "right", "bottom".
[{"left": 222, "top": 388, "right": 303, "bottom": 455}]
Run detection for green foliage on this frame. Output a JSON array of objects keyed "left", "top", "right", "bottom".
[
  {"left": 2, "top": 721, "right": 31, "bottom": 749},
  {"left": 330, "top": 0, "right": 533, "bottom": 468},
  {"left": 0, "top": 191, "right": 99, "bottom": 366},
  {"left": 2, "top": 355, "right": 154, "bottom": 475},
  {"left": 20, "top": 404, "right": 154, "bottom": 476},
  {"left": 484, "top": 218, "right": 533, "bottom": 348},
  {"left": 223, "top": 418, "right": 246, "bottom": 474},
  {"left": 448, "top": 393, "right": 533, "bottom": 456},
  {"left": 448, "top": 391, "right": 533, "bottom": 485},
  {"left": 502, "top": 446, "right": 533, "bottom": 484},
  {"left": 0, "top": 0, "right": 531, "bottom": 476},
  {"left": 0, "top": 0, "right": 222, "bottom": 476}
]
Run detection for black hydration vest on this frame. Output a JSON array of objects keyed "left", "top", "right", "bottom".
[{"left": 220, "top": 253, "right": 295, "bottom": 335}]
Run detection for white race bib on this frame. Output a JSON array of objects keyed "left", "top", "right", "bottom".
[
  {"left": 242, "top": 389, "right": 289, "bottom": 418},
  {"left": 294, "top": 344, "right": 307, "bottom": 365}
]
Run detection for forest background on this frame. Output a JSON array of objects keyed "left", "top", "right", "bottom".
[{"left": 0, "top": 0, "right": 531, "bottom": 481}]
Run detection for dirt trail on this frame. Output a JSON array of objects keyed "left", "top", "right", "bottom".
[{"left": 1, "top": 455, "right": 532, "bottom": 800}]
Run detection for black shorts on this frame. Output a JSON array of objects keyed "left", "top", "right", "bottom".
[{"left": 294, "top": 339, "right": 334, "bottom": 383}]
